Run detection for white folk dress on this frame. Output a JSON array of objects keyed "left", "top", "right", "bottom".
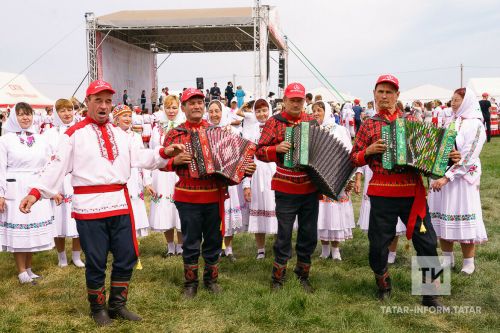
[
  {"left": 428, "top": 118, "right": 487, "bottom": 244},
  {"left": 0, "top": 132, "right": 56, "bottom": 252},
  {"left": 356, "top": 165, "right": 406, "bottom": 235},
  {"left": 148, "top": 121, "right": 181, "bottom": 232},
  {"left": 317, "top": 124, "right": 355, "bottom": 242},
  {"left": 128, "top": 131, "right": 151, "bottom": 237},
  {"left": 43, "top": 126, "right": 78, "bottom": 238},
  {"left": 142, "top": 114, "right": 153, "bottom": 141}
]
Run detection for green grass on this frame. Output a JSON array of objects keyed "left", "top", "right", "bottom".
[{"left": 1, "top": 138, "right": 500, "bottom": 332}]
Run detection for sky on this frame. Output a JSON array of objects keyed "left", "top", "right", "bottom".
[{"left": 1, "top": 0, "right": 500, "bottom": 104}]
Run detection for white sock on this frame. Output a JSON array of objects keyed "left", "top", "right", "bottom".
[
  {"left": 18, "top": 271, "right": 33, "bottom": 283},
  {"left": 72, "top": 251, "right": 85, "bottom": 268},
  {"left": 58, "top": 251, "right": 68, "bottom": 267},
  {"left": 257, "top": 248, "right": 265, "bottom": 259},
  {"left": 167, "top": 242, "right": 175, "bottom": 254},
  {"left": 225, "top": 246, "right": 233, "bottom": 256},
  {"left": 176, "top": 243, "right": 183, "bottom": 254},
  {"left": 388, "top": 251, "right": 397, "bottom": 264},
  {"left": 26, "top": 268, "right": 40, "bottom": 279},
  {"left": 321, "top": 244, "right": 330, "bottom": 258},
  {"left": 332, "top": 247, "right": 341, "bottom": 260},
  {"left": 462, "top": 257, "right": 475, "bottom": 274},
  {"left": 442, "top": 251, "right": 455, "bottom": 268}
]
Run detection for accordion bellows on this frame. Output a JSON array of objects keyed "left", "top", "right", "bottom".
[
  {"left": 284, "top": 122, "right": 355, "bottom": 200},
  {"left": 183, "top": 128, "right": 257, "bottom": 183},
  {"left": 381, "top": 119, "right": 457, "bottom": 178}
]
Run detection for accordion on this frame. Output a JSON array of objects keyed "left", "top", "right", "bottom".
[
  {"left": 284, "top": 122, "right": 355, "bottom": 200},
  {"left": 183, "top": 128, "right": 257, "bottom": 183},
  {"left": 381, "top": 118, "right": 457, "bottom": 178}
]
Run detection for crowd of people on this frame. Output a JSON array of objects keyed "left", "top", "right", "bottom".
[{"left": 0, "top": 75, "right": 490, "bottom": 327}]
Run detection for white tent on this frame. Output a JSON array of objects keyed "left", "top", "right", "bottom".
[
  {"left": 305, "top": 86, "right": 363, "bottom": 105},
  {"left": 467, "top": 78, "right": 500, "bottom": 100},
  {"left": 398, "top": 84, "right": 454, "bottom": 106},
  {"left": 0, "top": 72, "right": 54, "bottom": 111}
]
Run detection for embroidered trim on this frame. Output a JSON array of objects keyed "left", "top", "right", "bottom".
[
  {"left": 72, "top": 204, "right": 128, "bottom": 214},
  {"left": 363, "top": 194, "right": 370, "bottom": 201},
  {"left": 430, "top": 212, "right": 476, "bottom": 221},
  {"left": 62, "top": 194, "right": 73, "bottom": 203},
  {"left": 250, "top": 209, "right": 276, "bottom": 217},
  {"left": 19, "top": 136, "right": 36, "bottom": 147},
  {"left": 225, "top": 202, "right": 248, "bottom": 214},
  {"left": 90, "top": 123, "right": 119, "bottom": 163},
  {"left": 450, "top": 125, "right": 481, "bottom": 174},
  {"left": 322, "top": 193, "right": 350, "bottom": 203},
  {"left": 0, "top": 216, "right": 54, "bottom": 229}
]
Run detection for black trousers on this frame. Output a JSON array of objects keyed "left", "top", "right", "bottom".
[
  {"left": 141, "top": 104, "right": 145, "bottom": 111},
  {"left": 355, "top": 118, "right": 362, "bottom": 133},
  {"left": 368, "top": 196, "right": 439, "bottom": 274},
  {"left": 151, "top": 103, "right": 156, "bottom": 112},
  {"left": 175, "top": 201, "right": 223, "bottom": 263},
  {"left": 76, "top": 215, "right": 138, "bottom": 286},
  {"left": 274, "top": 191, "right": 319, "bottom": 263},
  {"left": 484, "top": 119, "right": 491, "bottom": 142}
]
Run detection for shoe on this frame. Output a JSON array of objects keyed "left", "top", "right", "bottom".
[
  {"left": 378, "top": 290, "right": 391, "bottom": 302},
  {"left": 422, "top": 295, "right": 451, "bottom": 313},
  {"left": 319, "top": 253, "right": 332, "bottom": 259},
  {"left": 182, "top": 287, "right": 198, "bottom": 300},
  {"left": 300, "top": 279, "right": 313, "bottom": 294},
  {"left": 220, "top": 251, "right": 226, "bottom": 258},
  {"left": 374, "top": 266, "right": 392, "bottom": 303},
  {"left": 462, "top": 268, "right": 475, "bottom": 277},
  {"left": 272, "top": 261, "right": 287, "bottom": 286},
  {"left": 183, "top": 261, "right": 199, "bottom": 299},
  {"left": 203, "top": 260, "right": 222, "bottom": 295},
  {"left": 107, "top": 276, "right": 141, "bottom": 321},
  {"left": 272, "top": 282, "right": 282, "bottom": 293},
  {"left": 70, "top": 259, "right": 85, "bottom": 269},
  {"left": 87, "top": 284, "right": 114, "bottom": 327},
  {"left": 256, "top": 252, "right": 266, "bottom": 260},
  {"left": 332, "top": 253, "right": 342, "bottom": 262},
  {"left": 226, "top": 254, "right": 237, "bottom": 262},
  {"left": 163, "top": 252, "right": 175, "bottom": 259}
]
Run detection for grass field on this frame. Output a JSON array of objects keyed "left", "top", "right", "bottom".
[{"left": 1, "top": 137, "right": 499, "bottom": 332}]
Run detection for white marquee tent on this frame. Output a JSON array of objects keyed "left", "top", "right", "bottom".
[
  {"left": 398, "top": 84, "right": 455, "bottom": 106},
  {"left": 467, "top": 78, "right": 500, "bottom": 100},
  {"left": 306, "top": 86, "right": 363, "bottom": 105},
  {"left": 0, "top": 72, "right": 54, "bottom": 111}
]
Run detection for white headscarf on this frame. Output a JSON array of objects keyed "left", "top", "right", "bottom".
[
  {"left": 207, "top": 100, "right": 230, "bottom": 127},
  {"left": 247, "top": 98, "right": 271, "bottom": 143},
  {"left": 3, "top": 103, "right": 36, "bottom": 138},
  {"left": 52, "top": 100, "right": 75, "bottom": 128},
  {"left": 312, "top": 100, "right": 335, "bottom": 127},
  {"left": 447, "top": 85, "right": 484, "bottom": 125}
]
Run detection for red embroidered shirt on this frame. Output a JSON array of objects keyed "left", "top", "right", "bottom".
[
  {"left": 350, "top": 109, "right": 421, "bottom": 197},
  {"left": 255, "top": 111, "right": 317, "bottom": 194},
  {"left": 162, "top": 120, "right": 234, "bottom": 203}
]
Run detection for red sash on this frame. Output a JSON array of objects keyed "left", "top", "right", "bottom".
[{"left": 73, "top": 184, "right": 139, "bottom": 257}]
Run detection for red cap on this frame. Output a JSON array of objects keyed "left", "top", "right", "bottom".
[
  {"left": 482, "top": 93, "right": 489, "bottom": 97},
  {"left": 284, "top": 83, "right": 306, "bottom": 99},
  {"left": 375, "top": 75, "right": 399, "bottom": 90},
  {"left": 181, "top": 88, "right": 205, "bottom": 103},
  {"left": 354, "top": 99, "right": 360, "bottom": 104},
  {"left": 135, "top": 108, "right": 142, "bottom": 113},
  {"left": 86, "top": 80, "right": 115, "bottom": 97}
]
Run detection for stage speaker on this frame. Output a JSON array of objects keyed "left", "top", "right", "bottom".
[{"left": 196, "top": 77, "right": 204, "bottom": 90}]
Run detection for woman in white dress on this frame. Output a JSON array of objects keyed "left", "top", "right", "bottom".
[
  {"left": 113, "top": 105, "right": 154, "bottom": 239},
  {"left": 0, "top": 102, "right": 57, "bottom": 284},
  {"left": 342, "top": 102, "right": 355, "bottom": 138},
  {"left": 141, "top": 110, "right": 153, "bottom": 148},
  {"left": 354, "top": 165, "right": 406, "bottom": 264},
  {"left": 43, "top": 99, "right": 85, "bottom": 268},
  {"left": 207, "top": 100, "right": 248, "bottom": 261},
  {"left": 149, "top": 96, "right": 184, "bottom": 257},
  {"left": 428, "top": 87, "right": 487, "bottom": 276},
  {"left": 312, "top": 101, "right": 354, "bottom": 261}
]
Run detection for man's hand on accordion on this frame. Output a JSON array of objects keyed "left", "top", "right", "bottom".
[
  {"left": 365, "top": 139, "right": 387, "bottom": 157},
  {"left": 276, "top": 141, "right": 292, "bottom": 154},
  {"left": 172, "top": 152, "right": 193, "bottom": 166},
  {"left": 164, "top": 144, "right": 186, "bottom": 158},
  {"left": 448, "top": 149, "right": 461, "bottom": 165},
  {"left": 244, "top": 162, "right": 257, "bottom": 177}
]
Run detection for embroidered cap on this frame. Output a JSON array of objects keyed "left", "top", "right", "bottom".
[
  {"left": 113, "top": 105, "right": 132, "bottom": 120},
  {"left": 181, "top": 88, "right": 205, "bottom": 103},
  {"left": 284, "top": 83, "right": 306, "bottom": 99},
  {"left": 375, "top": 75, "right": 399, "bottom": 90},
  {"left": 86, "top": 80, "right": 116, "bottom": 97}
]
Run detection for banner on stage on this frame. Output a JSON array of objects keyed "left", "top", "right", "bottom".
[{"left": 96, "top": 32, "right": 155, "bottom": 106}]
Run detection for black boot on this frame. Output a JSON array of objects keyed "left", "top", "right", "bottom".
[
  {"left": 183, "top": 261, "right": 199, "bottom": 299},
  {"left": 203, "top": 260, "right": 222, "bottom": 294},
  {"left": 422, "top": 296, "right": 451, "bottom": 313},
  {"left": 272, "top": 260, "right": 287, "bottom": 292},
  {"left": 87, "top": 284, "right": 114, "bottom": 327},
  {"left": 294, "top": 261, "right": 313, "bottom": 294},
  {"left": 374, "top": 266, "right": 392, "bottom": 302},
  {"left": 107, "top": 276, "right": 142, "bottom": 321}
]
